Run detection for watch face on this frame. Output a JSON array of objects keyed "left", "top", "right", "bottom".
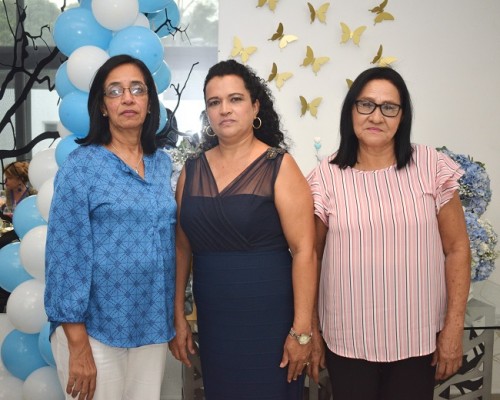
[{"left": 298, "top": 334, "right": 311, "bottom": 345}]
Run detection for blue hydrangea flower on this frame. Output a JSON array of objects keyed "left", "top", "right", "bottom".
[
  {"left": 464, "top": 211, "right": 498, "bottom": 281},
  {"left": 437, "top": 147, "right": 498, "bottom": 281},
  {"left": 437, "top": 146, "right": 492, "bottom": 216}
]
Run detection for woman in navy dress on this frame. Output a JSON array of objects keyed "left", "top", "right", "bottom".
[{"left": 169, "top": 60, "right": 317, "bottom": 399}]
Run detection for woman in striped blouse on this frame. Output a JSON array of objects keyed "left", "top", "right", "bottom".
[{"left": 307, "top": 67, "right": 471, "bottom": 400}]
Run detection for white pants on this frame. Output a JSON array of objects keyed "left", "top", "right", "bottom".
[{"left": 51, "top": 326, "right": 169, "bottom": 400}]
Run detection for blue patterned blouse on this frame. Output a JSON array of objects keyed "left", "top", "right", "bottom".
[{"left": 45, "top": 144, "right": 176, "bottom": 348}]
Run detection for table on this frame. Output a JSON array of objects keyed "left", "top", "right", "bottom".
[{"left": 181, "top": 299, "right": 499, "bottom": 400}]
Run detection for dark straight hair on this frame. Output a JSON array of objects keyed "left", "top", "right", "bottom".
[
  {"left": 76, "top": 54, "right": 160, "bottom": 155},
  {"left": 332, "top": 67, "right": 413, "bottom": 169}
]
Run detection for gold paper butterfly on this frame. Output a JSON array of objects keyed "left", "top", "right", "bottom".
[
  {"left": 230, "top": 36, "right": 257, "bottom": 64},
  {"left": 267, "top": 63, "right": 293, "bottom": 90},
  {"left": 257, "top": 0, "right": 278, "bottom": 11},
  {"left": 299, "top": 96, "right": 322, "bottom": 118},
  {"left": 269, "top": 23, "right": 298, "bottom": 49},
  {"left": 370, "top": 45, "right": 397, "bottom": 67},
  {"left": 369, "top": 0, "right": 395, "bottom": 25},
  {"left": 346, "top": 79, "right": 353, "bottom": 88},
  {"left": 340, "top": 23, "right": 366, "bottom": 46},
  {"left": 301, "top": 46, "right": 330, "bottom": 75},
  {"left": 307, "top": 2, "right": 330, "bottom": 24},
  {"left": 369, "top": 0, "right": 388, "bottom": 13}
]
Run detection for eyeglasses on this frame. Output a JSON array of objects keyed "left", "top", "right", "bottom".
[
  {"left": 104, "top": 83, "right": 148, "bottom": 98},
  {"left": 354, "top": 100, "right": 401, "bottom": 118}
]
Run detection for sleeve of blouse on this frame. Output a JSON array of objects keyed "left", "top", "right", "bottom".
[
  {"left": 306, "top": 163, "right": 330, "bottom": 227},
  {"left": 44, "top": 154, "right": 94, "bottom": 324},
  {"left": 435, "top": 150, "right": 464, "bottom": 213}
]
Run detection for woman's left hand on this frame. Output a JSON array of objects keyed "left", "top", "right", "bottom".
[
  {"left": 432, "top": 325, "right": 463, "bottom": 380},
  {"left": 280, "top": 336, "right": 312, "bottom": 382}
]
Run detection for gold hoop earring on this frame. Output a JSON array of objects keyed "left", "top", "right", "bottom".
[
  {"left": 253, "top": 117, "right": 262, "bottom": 130},
  {"left": 204, "top": 125, "right": 216, "bottom": 137}
]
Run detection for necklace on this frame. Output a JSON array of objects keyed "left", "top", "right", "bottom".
[{"left": 110, "top": 143, "right": 143, "bottom": 174}]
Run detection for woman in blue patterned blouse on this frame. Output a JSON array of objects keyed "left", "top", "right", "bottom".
[{"left": 45, "top": 55, "right": 176, "bottom": 400}]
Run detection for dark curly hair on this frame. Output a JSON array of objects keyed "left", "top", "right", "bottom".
[
  {"left": 200, "top": 59, "right": 288, "bottom": 150},
  {"left": 76, "top": 55, "right": 160, "bottom": 155},
  {"left": 332, "top": 67, "right": 413, "bottom": 169}
]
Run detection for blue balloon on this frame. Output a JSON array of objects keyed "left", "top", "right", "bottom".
[
  {"left": 0, "top": 242, "right": 33, "bottom": 293},
  {"left": 157, "top": 105, "right": 167, "bottom": 134},
  {"left": 108, "top": 26, "right": 164, "bottom": 73},
  {"left": 55, "top": 134, "right": 80, "bottom": 167},
  {"left": 55, "top": 62, "right": 78, "bottom": 99},
  {"left": 53, "top": 7, "right": 112, "bottom": 57},
  {"left": 1, "top": 330, "right": 48, "bottom": 380},
  {"left": 58, "top": 90, "right": 90, "bottom": 138},
  {"left": 139, "top": 0, "right": 170, "bottom": 13},
  {"left": 38, "top": 323, "right": 56, "bottom": 367},
  {"left": 153, "top": 60, "right": 171, "bottom": 94},
  {"left": 12, "top": 196, "right": 47, "bottom": 239},
  {"left": 148, "top": 1, "right": 180, "bottom": 38}
]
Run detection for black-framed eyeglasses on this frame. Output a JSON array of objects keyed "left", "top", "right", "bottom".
[
  {"left": 104, "top": 83, "right": 148, "bottom": 98},
  {"left": 354, "top": 100, "right": 401, "bottom": 118}
]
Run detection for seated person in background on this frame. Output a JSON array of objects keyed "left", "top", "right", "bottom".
[{"left": 1, "top": 161, "right": 37, "bottom": 217}]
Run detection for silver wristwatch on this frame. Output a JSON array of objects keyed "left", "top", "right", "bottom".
[{"left": 289, "top": 327, "right": 312, "bottom": 345}]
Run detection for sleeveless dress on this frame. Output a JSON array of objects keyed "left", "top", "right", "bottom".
[{"left": 180, "top": 147, "right": 304, "bottom": 400}]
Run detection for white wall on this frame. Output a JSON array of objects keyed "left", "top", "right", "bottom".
[{"left": 218, "top": 0, "right": 500, "bottom": 391}]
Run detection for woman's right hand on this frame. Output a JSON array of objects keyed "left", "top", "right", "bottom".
[
  {"left": 169, "top": 317, "right": 196, "bottom": 367},
  {"left": 63, "top": 324, "right": 97, "bottom": 400}
]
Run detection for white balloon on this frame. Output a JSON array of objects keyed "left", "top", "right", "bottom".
[
  {"left": 0, "top": 370, "right": 23, "bottom": 399},
  {"left": 92, "top": 0, "right": 139, "bottom": 31},
  {"left": 23, "top": 366, "right": 65, "bottom": 400},
  {"left": 20, "top": 226, "right": 47, "bottom": 283},
  {"left": 56, "top": 121, "right": 72, "bottom": 139},
  {"left": 67, "top": 46, "right": 110, "bottom": 92},
  {"left": 36, "top": 178, "right": 55, "bottom": 222},
  {"left": 28, "top": 149, "right": 58, "bottom": 191},
  {"left": 6, "top": 280, "right": 47, "bottom": 334},
  {"left": 133, "top": 12, "right": 150, "bottom": 28}
]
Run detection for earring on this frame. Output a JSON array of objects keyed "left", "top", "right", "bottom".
[
  {"left": 252, "top": 117, "right": 262, "bottom": 130},
  {"left": 204, "top": 125, "right": 216, "bottom": 137},
  {"left": 102, "top": 112, "right": 107, "bottom": 117}
]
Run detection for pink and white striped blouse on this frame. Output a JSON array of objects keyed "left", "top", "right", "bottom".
[{"left": 307, "top": 144, "right": 463, "bottom": 362}]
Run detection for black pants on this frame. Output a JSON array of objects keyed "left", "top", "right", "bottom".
[{"left": 325, "top": 346, "right": 436, "bottom": 400}]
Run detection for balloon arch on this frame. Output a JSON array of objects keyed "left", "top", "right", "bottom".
[{"left": 0, "top": 0, "right": 180, "bottom": 398}]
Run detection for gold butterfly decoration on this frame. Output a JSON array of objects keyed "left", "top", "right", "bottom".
[
  {"left": 269, "top": 23, "right": 298, "bottom": 49},
  {"left": 369, "top": 0, "right": 395, "bottom": 25},
  {"left": 346, "top": 79, "right": 353, "bottom": 88},
  {"left": 340, "top": 23, "right": 366, "bottom": 46},
  {"left": 370, "top": 44, "right": 397, "bottom": 67},
  {"left": 301, "top": 46, "right": 330, "bottom": 75},
  {"left": 257, "top": 0, "right": 278, "bottom": 11},
  {"left": 299, "top": 96, "right": 322, "bottom": 118},
  {"left": 307, "top": 2, "right": 330, "bottom": 24},
  {"left": 230, "top": 36, "right": 257, "bottom": 64},
  {"left": 267, "top": 63, "right": 293, "bottom": 90}
]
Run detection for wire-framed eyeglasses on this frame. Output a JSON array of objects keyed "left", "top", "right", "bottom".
[
  {"left": 354, "top": 100, "right": 401, "bottom": 118},
  {"left": 104, "top": 83, "right": 148, "bottom": 98}
]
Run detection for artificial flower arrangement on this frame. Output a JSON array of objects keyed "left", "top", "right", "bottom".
[{"left": 437, "top": 147, "right": 498, "bottom": 281}]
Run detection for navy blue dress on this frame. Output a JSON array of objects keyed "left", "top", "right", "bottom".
[{"left": 180, "top": 148, "right": 304, "bottom": 400}]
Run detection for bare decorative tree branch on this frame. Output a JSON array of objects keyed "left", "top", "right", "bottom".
[{"left": 0, "top": 0, "right": 65, "bottom": 146}]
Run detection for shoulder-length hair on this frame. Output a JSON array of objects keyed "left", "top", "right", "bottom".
[
  {"left": 200, "top": 59, "right": 288, "bottom": 150},
  {"left": 76, "top": 55, "right": 160, "bottom": 155},
  {"left": 332, "top": 67, "right": 413, "bottom": 169}
]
